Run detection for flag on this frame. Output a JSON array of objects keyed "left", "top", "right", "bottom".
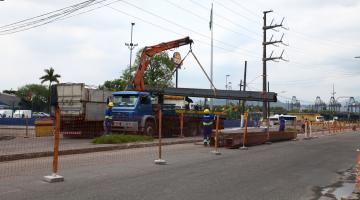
[{"left": 209, "top": 4, "right": 213, "bottom": 30}]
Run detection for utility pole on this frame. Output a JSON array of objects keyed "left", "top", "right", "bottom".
[
  {"left": 262, "top": 10, "right": 288, "bottom": 120},
  {"left": 209, "top": 2, "right": 214, "bottom": 110},
  {"left": 175, "top": 68, "right": 179, "bottom": 88},
  {"left": 241, "top": 61, "right": 247, "bottom": 115},
  {"left": 239, "top": 79, "right": 243, "bottom": 107},
  {"left": 225, "top": 74, "right": 230, "bottom": 106},
  {"left": 225, "top": 75, "right": 230, "bottom": 90},
  {"left": 125, "top": 22, "right": 138, "bottom": 79},
  {"left": 267, "top": 81, "right": 270, "bottom": 117}
]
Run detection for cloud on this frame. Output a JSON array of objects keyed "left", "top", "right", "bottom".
[{"left": 0, "top": 0, "right": 359, "bottom": 105}]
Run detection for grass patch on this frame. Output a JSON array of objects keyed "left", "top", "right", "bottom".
[{"left": 92, "top": 134, "right": 153, "bottom": 144}]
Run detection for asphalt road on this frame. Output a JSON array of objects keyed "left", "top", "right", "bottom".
[{"left": 0, "top": 132, "right": 359, "bottom": 200}]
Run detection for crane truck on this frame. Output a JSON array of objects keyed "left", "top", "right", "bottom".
[
  {"left": 53, "top": 36, "right": 277, "bottom": 138},
  {"left": 54, "top": 37, "right": 213, "bottom": 137},
  {"left": 110, "top": 36, "right": 208, "bottom": 136}
]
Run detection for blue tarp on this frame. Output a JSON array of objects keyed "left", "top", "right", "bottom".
[
  {"left": 0, "top": 118, "right": 36, "bottom": 126},
  {"left": 224, "top": 120, "right": 240, "bottom": 128}
]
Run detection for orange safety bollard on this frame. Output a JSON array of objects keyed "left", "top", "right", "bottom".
[
  {"left": 211, "top": 115, "right": 221, "bottom": 155},
  {"left": 356, "top": 149, "right": 360, "bottom": 192},
  {"left": 155, "top": 106, "right": 166, "bottom": 165},
  {"left": 53, "top": 109, "right": 60, "bottom": 175},
  {"left": 43, "top": 106, "right": 64, "bottom": 183},
  {"left": 265, "top": 117, "right": 272, "bottom": 144},
  {"left": 24, "top": 117, "right": 29, "bottom": 138},
  {"left": 240, "top": 112, "right": 249, "bottom": 150},
  {"left": 179, "top": 112, "right": 184, "bottom": 138}
]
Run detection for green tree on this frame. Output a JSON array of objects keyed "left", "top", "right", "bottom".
[
  {"left": 39, "top": 67, "right": 61, "bottom": 111},
  {"left": 270, "top": 106, "right": 287, "bottom": 114},
  {"left": 100, "top": 49, "right": 175, "bottom": 91},
  {"left": 99, "top": 78, "right": 126, "bottom": 91},
  {"left": 16, "top": 84, "right": 49, "bottom": 111},
  {"left": 2, "top": 89, "right": 16, "bottom": 95},
  {"left": 141, "top": 51, "right": 175, "bottom": 88}
]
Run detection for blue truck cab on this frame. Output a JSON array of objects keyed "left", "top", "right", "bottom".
[{"left": 111, "top": 91, "right": 157, "bottom": 135}]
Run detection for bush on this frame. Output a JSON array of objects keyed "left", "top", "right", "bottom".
[{"left": 92, "top": 134, "right": 153, "bottom": 144}]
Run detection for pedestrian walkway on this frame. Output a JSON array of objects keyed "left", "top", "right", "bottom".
[
  {"left": 0, "top": 136, "right": 202, "bottom": 162},
  {"left": 296, "top": 127, "right": 356, "bottom": 140}
]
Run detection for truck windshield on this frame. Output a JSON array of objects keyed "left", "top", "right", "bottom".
[{"left": 113, "top": 95, "right": 138, "bottom": 107}]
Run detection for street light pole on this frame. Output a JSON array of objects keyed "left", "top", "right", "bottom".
[
  {"left": 125, "top": 22, "right": 138, "bottom": 78},
  {"left": 225, "top": 75, "right": 230, "bottom": 90},
  {"left": 225, "top": 75, "right": 230, "bottom": 106}
]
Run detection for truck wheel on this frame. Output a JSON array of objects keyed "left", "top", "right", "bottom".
[{"left": 144, "top": 120, "right": 155, "bottom": 136}]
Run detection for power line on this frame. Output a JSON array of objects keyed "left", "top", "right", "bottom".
[
  {"left": 247, "top": 84, "right": 313, "bottom": 104},
  {"left": 0, "top": 0, "right": 95, "bottom": 29},
  {"left": 227, "top": 0, "right": 261, "bottom": 18},
  {"left": 219, "top": 1, "right": 360, "bottom": 50},
  {"left": 55, "top": 0, "right": 125, "bottom": 21},
  {"left": 215, "top": 1, "right": 261, "bottom": 25},
  {"left": 188, "top": 0, "right": 261, "bottom": 36},
  {"left": 164, "top": 0, "right": 260, "bottom": 42},
  {"left": 119, "top": 0, "right": 261, "bottom": 57},
  {"left": 290, "top": 30, "right": 360, "bottom": 49},
  {"left": 101, "top": 2, "right": 259, "bottom": 61},
  {"left": 0, "top": 0, "right": 113, "bottom": 35}
]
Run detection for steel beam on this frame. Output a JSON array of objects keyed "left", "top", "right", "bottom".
[{"left": 145, "top": 87, "right": 277, "bottom": 102}]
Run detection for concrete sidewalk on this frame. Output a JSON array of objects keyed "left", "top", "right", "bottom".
[
  {"left": 296, "top": 128, "right": 357, "bottom": 139},
  {"left": 1, "top": 128, "right": 356, "bottom": 162},
  {"left": 0, "top": 125, "right": 35, "bottom": 137},
  {"left": 0, "top": 135, "right": 203, "bottom": 162}
]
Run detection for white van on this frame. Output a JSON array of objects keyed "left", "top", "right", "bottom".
[
  {"left": 315, "top": 116, "right": 324, "bottom": 122},
  {"left": 269, "top": 114, "right": 297, "bottom": 125},
  {"left": 13, "top": 110, "right": 32, "bottom": 118},
  {"left": 0, "top": 109, "right": 13, "bottom": 118}
]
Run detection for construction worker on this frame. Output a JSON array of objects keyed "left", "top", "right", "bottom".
[
  {"left": 202, "top": 108, "right": 214, "bottom": 146},
  {"left": 304, "top": 118, "right": 310, "bottom": 138},
  {"left": 104, "top": 102, "right": 113, "bottom": 135},
  {"left": 279, "top": 115, "right": 286, "bottom": 132}
]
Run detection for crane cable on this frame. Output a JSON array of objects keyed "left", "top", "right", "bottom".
[{"left": 189, "top": 49, "right": 217, "bottom": 96}]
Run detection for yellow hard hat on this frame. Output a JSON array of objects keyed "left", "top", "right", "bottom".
[
  {"left": 108, "top": 102, "right": 114, "bottom": 107},
  {"left": 204, "top": 109, "right": 210, "bottom": 114}
]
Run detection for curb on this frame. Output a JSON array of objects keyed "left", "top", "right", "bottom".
[{"left": 0, "top": 138, "right": 203, "bottom": 162}]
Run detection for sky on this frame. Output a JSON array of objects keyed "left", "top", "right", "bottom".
[{"left": 0, "top": 0, "right": 359, "bottom": 105}]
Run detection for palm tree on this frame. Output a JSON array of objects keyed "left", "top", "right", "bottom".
[{"left": 39, "top": 67, "right": 61, "bottom": 112}]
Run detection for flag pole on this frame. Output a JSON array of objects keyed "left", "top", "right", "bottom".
[{"left": 210, "top": 2, "right": 214, "bottom": 111}]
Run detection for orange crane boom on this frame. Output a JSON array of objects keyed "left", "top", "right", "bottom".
[{"left": 132, "top": 37, "right": 193, "bottom": 91}]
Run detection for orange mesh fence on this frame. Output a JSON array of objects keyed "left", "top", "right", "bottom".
[
  {"left": 0, "top": 116, "right": 54, "bottom": 180},
  {"left": 3, "top": 107, "right": 358, "bottom": 181}
]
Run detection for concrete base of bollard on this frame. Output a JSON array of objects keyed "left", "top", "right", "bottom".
[
  {"left": 340, "top": 194, "right": 359, "bottom": 200},
  {"left": 352, "top": 187, "right": 360, "bottom": 194},
  {"left": 239, "top": 146, "right": 248, "bottom": 150},
  {"left": 265, "top": 141, "right": 272, "bottom": 145},
  {"left": 43, "top": 174, "right": 64, "bottom": 183},
  {"left": 211, "top": 150, "right": 221, "bottom": 155},
  {"left": 154, "top": 159, "right": 167, "bottom": 165}
]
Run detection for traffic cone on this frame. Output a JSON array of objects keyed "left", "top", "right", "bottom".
[{"left": 355, "top": 149, "right": 360, "bottom": 192}]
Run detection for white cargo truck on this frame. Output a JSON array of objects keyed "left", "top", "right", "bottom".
[{"left": 54, "top": 83, "right": 112, "bottom": 137}]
